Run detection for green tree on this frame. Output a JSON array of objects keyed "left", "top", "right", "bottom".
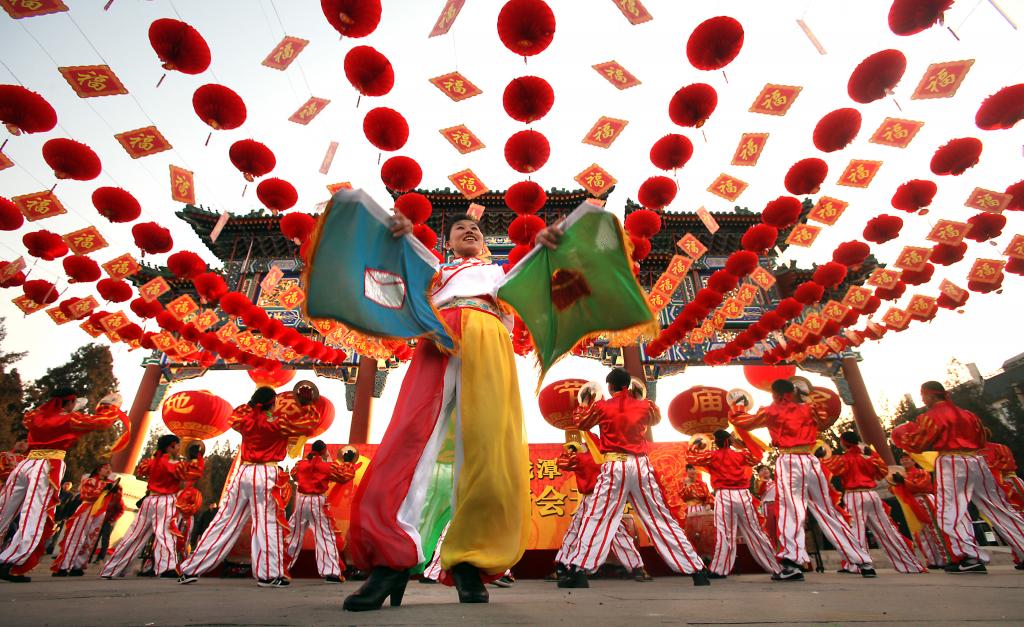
[
  {"left": 195, "top": 441, "right": 237, "bottom": 506},
  {"left": 0, "top": 317, "right": 26, "bottom": 450},
  {"left": 25, "top": 344, "right": 119, "bottom": 482}
]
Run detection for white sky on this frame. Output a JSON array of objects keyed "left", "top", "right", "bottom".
[{"left": 1, "top": 1, "right": 1022, "bottom": 450}]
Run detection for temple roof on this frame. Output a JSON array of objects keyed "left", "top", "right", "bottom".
[{"left": 176, "top": 204, "right": 298, "bottom": 262}]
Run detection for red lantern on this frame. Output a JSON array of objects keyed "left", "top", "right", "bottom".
[
  {"left": 321, "top": 0, "right": 382, "bottom": 38},
  {"left": 380, "top": 156, "right": 421, "bottom": 192},
  {"left": 901, "top": 263, "right": 934, "bottom": 286},
  {"left": 504, "top": 130, "right": 550, "bottom": 173},
  {"left": 507, "top": 244, "right": 532, "bottom": 268},
  {"left": 344, "top": 46, "right": 394, "bottom": 97},
  {"left": 623, "top": 209, "right": 661, "bottom": 238},
  {"left": 725, "top": 251, "right": 758, "bottom": 277},
  {"left": 395, "top": 193, "right": 432, "bottom": 224},
  {"left": 42, "top": 138, "right": 101, "bottom": 181},
  {"left": 833, "top": 241, "right": 870, "bottom": 266},
  {"left": 669, "top": 83, "right": 717, "bottom": 128},
  {"left": 807, "top": 387, "right": 843, "bottom": 422},
  {"left": 975, "top": 84, "right": 1024, "bottom": 131},
  {"left": 168, "top": 251, "right": 206, "bottom": 279},
  {"left": 0, "top": 197, "right": 23, "bottom": 231},
  {"left": 193, "top": 84, "right": 247, "bottom": 130},
  {"left": 930, "top": 242, "right": 966, "bottom": 266},
  {"left": 130, "top": 297, "right": 163, "bottom": 319},
  {"left": 0, "top": 262, "right": 25, "bottom": 288},
  {"left": 630, "top": 236, "right": 652, "bottom": 261},
  {"left": 965, "top": 212, "right": 1006, "bottom": 242},
  {"left": 280, "top": 213, "right": 316, "bottom": 244},
  {"left": 668, "top": 386, "right": 730, "bottom": 435},
  {"left": 813, "top": 262, "right": 848, "bottom": 288},
  {"left": 508, "top": 215, "right": 546, "bottom": 245},
  {"left": 497, "top": 0, "right": 556, "bottom": 57},
  {"left": 132, "top": 222, "right": 173, "bottom": 254},
  {"left": 741, "top": 224, "right": 778, "bottom": 254},
  {"left": 272, "top": 392, "right": 335, "bottom": 438},
  {"left": 503, "top": 76, "right": 554, "bottom": 123},
  {"left": 537, "top": 379, "right": 587, "bottom": 430},
  {"left": 149, "top": 18, "right": 211, "bottom": 74},
  {"left": 862, "top": 214, "right": 903, "bottom": 244},
  {"left": 889, "top": 0, "right": 953, "bottom": 36},
  {"left": 742, "top": 364, "right": 796, "bottom": 391},
  {"left": 92, "top": 187, "right": 141, "bottom": 223},
  {"left": 63, "top": 255, "right": 101, "bottom": 283},
  {"left": 761, "top": 196, "right": 803, "bottom": 229},
  {"left": 1006, "top": 180, "right": 1024, "bottom": 211},
  {"left": 650, "top": 134, "right": 693, "bottom": 171},
  {"left": 891, "top": 179, "right": 937, "bottom": 213},
  {"left": 161, "top": 390, "right": 233, "bottom": 440},
  {"left": 247, "top": 367, "right": 295, "bottom": 388},
  {"left": 413, "top": 224, "right": 438, "bottom": 249},
  {"left": 848, "top": 50, "right": 906, "bottom": 103},
  {"left": 23, "top": 279, "right": 58, "bottom": 305},
  {"left": 23, "top": 229, "right": 68, "bottom": 260},
  {"left": 229, "top": 139, "right": 276, "bottom": 181},
  {"left": 930, "top": 137, "right": 982, "bottom": 176},
  {"left": 686, "top": 16, "right": 744, "bottom": 70},
  {"left": 637, "top": 176, "right": 677, "bottom": 210},
  {"left": 97, "top": 278, "right": 133, "bottom": 303},
  {"left": 785, "top": 158, "right": 828, "bottom": 195},
  {"left": 794, "top": 281, "right": 825, "bottom": 304},
  {"left": 937, "top": 289, "right": 968, "bottom": 310},
  {"left": 505, "top": 181, "right": 547, "bottom": 215},
  {"left": 363, "top": 107, "right": 408, "bottom": 152},
  {"left": 813, "top": 108, "right": 861, "bottom": 152},
  {"left": 875, "top": 282, "right": 906, "bottom": 301},
  {"left": 256, "top": 178, "right": 298, "bottom": 212},
  {"left": 0, "top": 84, "right": 57, "bottom": 135}
]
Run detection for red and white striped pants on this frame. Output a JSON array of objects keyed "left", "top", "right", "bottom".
[
  {"left": 708, "top": 488, "right": 781, "bottom": 575},
  {"left": 0, "top": 458, "right": 62, "bottom": 568},
  {"left": 100, "top": 494, "right": 178, "bottom": 577},
  {"left": 563, "top": 456, "right": 703, "bottom": 574},
  {"left": 912, "top": 494, "right": 949, "bottom": 566},
  {"left": 935, "top": 454, "right": 1024, "bottom": 563},
  {"left": 844, "top": 490, "right": 925, "bottom": 573},
  {"left": 775, "top": 453, "right": 871, "bottom": 566},
  {"left": 286, "top": 493, "right": 341, "bottom": 578},
  {"left": 54, "top": 507, "right": 105, "bottom": 572},
  {"left": 555, "top": 493, "right": 643, "bottom": 571},
  {"left": 180, "top": 464, "right": 288, "bottom": 580}
]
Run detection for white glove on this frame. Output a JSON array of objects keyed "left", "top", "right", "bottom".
[
  {"left": 98, "top": 392, "right": 123, "bottom": 407},
  {"left": 72, "top": 398, "right": 89, "bottom": 412}
]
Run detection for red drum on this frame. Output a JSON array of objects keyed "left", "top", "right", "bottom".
[{"left": 683, "top": 505, "right": 716, "bottom": 559}]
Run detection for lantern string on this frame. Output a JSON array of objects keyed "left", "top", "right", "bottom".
[{"left": 268, "top": 0, "right": 315, "bottom": 98}]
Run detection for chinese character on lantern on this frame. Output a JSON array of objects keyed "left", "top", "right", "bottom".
[
  {"left": 927, "top": 219, "right": 972, "bottom": 245},
  {"left": 964, "top": 187, "right": 1011, "bottom": 213},
  {"left": 1, "top": 0, "right": 68, "bottom": 19},
  {"left": 707, "top": 173, "right": 748, "bottom": 202},
  {"left": 837, "top": 159, "right": 883, "bottom": 188},
  {"left": 101, "top": 253, "right": 140, "bottom": 280},
  {"left": 868, "top": 268, "right": 903, "bottom": 289},
  {"left": 842, "top": 285, "right": 871, "bottom": 310},
  {"left": 895, "top": 246, "right": 931, "bottom": 272},
  {"left": 676, "top": 233, "right": 708, "bottom": 260},
  {"left": 429, "top": 0, "right": 466, "bottom": 37},
  {"left": 785, "top": 224, "right": 821, "bottom": 248},
  {"left": 13, "top": 191, "right": 66, "bottom": 222},
  {"left": 574, "top": 163, "right": 616, "bottom": 197},
  {"left": 115, "top": 126, "right": 171, "bottom": 159},
  {"left": 169, "top": 165, "right": 196, "bottom": 204},
  {"left": 63, "top": 226, "right": 108, "bottom": 255},
  {"left": 448, "top": 168, "right": 489, "bottom": 199},
  {"left": 611, "top": 0, "right": 653, "bottom": 24}
]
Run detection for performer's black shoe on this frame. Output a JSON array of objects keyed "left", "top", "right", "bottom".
[
  {"left": 556, "top": 566, "right": 589, "bottom": 589},
  {"left": 490, "top": 575, "right": 515, "bottom": 588},
  {"left": 343, "top": 566, "right": 410, "bottom": 611},
  {"left": 706, "top": 572, "right": 727, "bottom": 580},
  {"left": 545, "top": 563, "right": 567, "bottom": 582},
  {"left": 947, "top": 558, "right": 986, "bottom": 574},
  {"left": 1015, "top": 562, "right": 1024, "bottom": 571},
  {"left": 691, "top": 570, "right": 710, "bottom": 586},
  {"left": 52, "top": 570, "right": 68, "bottom": 577},
  {"left": 772, "top": 564, "right": 804, "bottom": 582},
  {"left": 137, "top": 569, "right": 155, "bottom": 577},
  {"left": 257, "top": 577, "right": 291, "bottom": 588},
  {"left": 859, "top": 565, "right": 877, "bottom": 578},
  {"left": 452, "top": 563, "right": 489, "bottom": 603},
  {"left": 159, "top": 570, "right": 178, "bottom": 579},
  {"left": 0, "top": 565, "right": 30, "bottom": 583},
  {"left": 927, "top": 563, "right": 944, "bottom": 570},
  {"left": 177, "top": 573, "right": 199, "bottom": 584},
  {"left": 68, "top": 568, "right": 84, "bottom": 577},
  {"left": 418, "top": 576, "right": 438, "bottom": 584},
  {"left": 631, "top": 567, "right": 653, "bottom": 582},
  {"left": 324, "top": 575, "right": 344, "bottom": 583}
]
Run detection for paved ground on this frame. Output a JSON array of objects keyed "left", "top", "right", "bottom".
[{"left": 1, "top": 566, "right": 1022, "bottom": 626}]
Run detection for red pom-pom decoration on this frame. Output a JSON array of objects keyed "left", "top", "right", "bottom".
[
  {"left": 0, "top": 196, "right": 23, "bottom": 231},
  {"left": 280, "top": 213, "right": 315, "bottom": 244},
  {"left": 497, "top": 0, "right": 556, "bottom": 57},
  {"left": 725, "top": 251, "right": 759, "bottom": 277},
  {"left": 901, "top": 263, "right": 934, "bottom": 286},
  {"left": 888, "top": 0, "right": 953, "bottom": 36},
  {"left": 130, "top": 297, "right": 164, "bottom": 319},
  {"left": 395, "top": 193, "right": 432, "bottom": 224},
  {"left": 132, "top": 222, "right": 173, "bottom": 254},
  {"left": 875, "top": 282, "right": 907, "bottom": 301},
  {"left": 168, "top": 251, "right": 206, "bottom": 279},
  {"left": 741, "top": 224, "right": 778, "bottom": 253},
  {"left": 192, "top": 84, "right": 246, "bottom": 130},
  {"left": 42, "top": 138, "right": 101, "bottom": 181},
  {"left": 630, "top": 236, "right": 652, "bottom": 261},
  {"left": 503, "top": 76, "right": 554, "bottom": 123},
  {"left": 97, "top": 278, "right": 133, "bottom": 303},
  {"left": 92, "top": 187, "right": 141, "bottom": 223},
  {"left": 1005, "top": 257, "right": 1024, "bottom": 276},
  {"left": 194, "top": 273, "right": 227, "bottom": 303},
  {"left": 833, "top": 241, "right": 870, "bottom": 266},
  {"left": 669, "top": 83, "right": 717, "bottom": 128},
  {"left": 777, "top": 297, "right": 803, "bottom": 319},
  {"left": 686, "top": 16, "right": 744, "bottom": 70},
  {"left": 930, "top": 137, "right": 982, "bottom": 176},
  {"left": 363, "top": 107, "right": 408, "bottom": 152},
  {"left": 63, "top": 255, "right": 101, "bottom": 283},
  {"left": 891, "top": 179, "right": 937, "bottom": 212},
  {"left": 650, "top": 134, "right": 693, "bottom": 171},
  {"left": 412, "top": 224, "right": 438, "bottom": 249},
  {"left": 0, "top": 84, "right": 57, "bottom": 135},
  {"left": 23, "top": 229, "right": 68, "bottom": 260},
  {"left": 929, "top": 242, "right": 966, "bottom": 266},
  {"left": 813, "top": 262, "right": 848, "bottom": 288},
  {"left": 785, "top": 158, "right": 828, "bottom": 195},
  {"left": 229, "top": 139, "right": 276, "bottom": 181},
  {"left": 761, "top": 196, "right": 803, "bottom": 229},
  {"left": 794, "top": 281, "right": 825, "bottom": 304},
  {"left": 344, "top": 45, "right": 394, "bottom": 97},
  {"left": 624, "top": 209, "right": 661, "bottom": 238},
  {"left": 862, "top": 214, "right": 903, "bottom": 244},
  {"left": 507, "top": 244, "right": 532, "bottom": 268},
  {"left": 637, "top": 176, "right": 676, "bottom": 210},
  {"left": 505, "top": 181, "right": 547, "bottom": 215},
  {"left": 708, "top": 269, "right": 739, "bottom": 294},
  {"left": 508, "top": 215, "right": 546, "bottom": 245},
  {"left": 256, "top": 178, "right": 298, "bottom": 212},
  {"left": 148, "top": 18, "right": 211, "bottom": 74},
  {"left": 23, "top": 279, "right": 57, "bottom": 304},
  {"left": 965, "top": 212, "right": 1005, "bottom": 242},
  {"left": 975, "top": 84, "right": 1024, "bottom": 131},
  {"left": 380, "top": 156, "right": 422, "bottom": 192},
  {"left": 813, "top": 108, "right": 862, "bottom": 152},
  {"left": 504, "top": 130, "right": 550, "bottom": 173},
  {"left": 968, "top": 277, "right": 1002, "bottom": 294},
  {"left": 321, "top": 0, "right": 382, "bottom": 38},
  {"left": 848, "top": 49, "right": 906, "bottom": 104}
]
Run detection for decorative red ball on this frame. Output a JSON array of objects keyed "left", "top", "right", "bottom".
[
  {"left": 497, "top": 0, "right": 556, "bottom": 57},
  {"left": 380, "top": 156, "right": 422, "bottom": 192},
  {"left": 504, "top": 130, "right": 550, "bottom": 173},
  {"left": 686, "top": 16, "right": 744, "bottom": 70},
  {"left": 363, "top": 107, "right": 409, "bottom": 152},
  {"left": 637, "top": 176, "right": 677, "bottom": 210},
  {"left": 784, "top": 158, "right": 828, "bottom": 195},
  {"left": 813, "top": 108, "right": 861, "bottom": 152},
  {"left": 930, "top": 137, "right": 982, "bottom": 176},
  {"left": 343, "top": 45, "right": 394, "bottom": 97},
  {"left": 761, "top": 196, "right": 803, "bottom": 228},
  {"left": 668, "top": 83, "right": 717, "bottom": 128},
  {"left": 623, "top": 209, "right": 661, "bottom": 238},
  {"left": 505, "top": 181, "right": 547, "bottom": 215},
  {"left": 650, "top": 134, "right": 693, "bottom": 170},
  {"left": 848, "top": 49, "right": 907, "bottom": 103},
  {"left": 502, "top": 76, "right": 554, "bottom": 123},
  {"left": 395, "top": 193, "right": 432, "bottom": 224}
]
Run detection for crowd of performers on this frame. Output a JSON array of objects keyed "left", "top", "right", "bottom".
[{"left": 1, "top": 215, "right": 1023, "bottom": 613}]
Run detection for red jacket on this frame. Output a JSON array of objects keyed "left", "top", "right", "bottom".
[
  {"left": 688, "top": 445, "right": 762, "bottom": 490},
  {"left": 679, "top": 479, "right": 713, "bottom": 506},
  {"left": 557, "top": 448, "right": 602, "bottom": 495},
  {"left": 902, "top": 466, "right": 934, "bottom": 496},
  {"left": 891, "top": 400, "right": 985, "bottom": 453},
  {"left": 574, "top": 390, "right": 661, "bottom": 456},
  {"left": 136, "top": 453, "right": 204, "bottom": 495},
  {"left": 823, "top": 446, "right": 888, "bottom": 490},
  {"left": 24, "top": 402, "right": 125, "bottom": 452},
  {"left": 731, "top": 397, "right": 833, "bottom": 448},
  {"left": 291, "top": 457, "right": 355, "bottom": 495},
  {"left": 232, "top": 403, "right": 320, "bottom": 463}
]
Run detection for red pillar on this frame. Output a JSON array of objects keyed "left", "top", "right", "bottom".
[
  {"left": 840, "top": 356, "right": 895, "bottom": 465},
  {"left": 110, "top": 362, "right": 162, "bottom": 474},
  {"left": 349, "top": 357, "right": 377, "bottom": 444}
]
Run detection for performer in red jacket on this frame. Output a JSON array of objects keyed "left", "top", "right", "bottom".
[
  {"left": 0, "top": 437, "right": 27, "bottom": 484},
  {"left": 731, "top": 379, "right": 875, "bottom": 578},
  {"left": 52, "top": 462, "right": 115, "bottom": 576},
  {"left": 982, "top": 440, "right": 1024, "bottom": 514},
  {"left": 824, "top": 432, "right": 925, "bottom": 574},
  {"left": 101, "top": 434, "right": 204, "bottom": 578},
  {"left": 558, "top": 368, "right": 707, "bottom": 588},
  {"left": 171, "top": 442, "right": 206, "bottom": 562},
  {"left": 892, "top": 381, "right": 1024, "bottom": 573},
  {"left": 754, "top": 466, "right": 779, "bottom": 549},
  {"left": 286, "top": 440, "right": 357, "bottom": 583},
  {"left": 688, "top": 430, "right": 791, "bottom": 580},
  {"left": 0, "top": 389, "right": 128, "bottom": 583},
  {"left": 891, "top": 455, "right": 950, "bottom": 568},
  {"left": 179, "top": 384, "right": 320, "bottom": 587}
]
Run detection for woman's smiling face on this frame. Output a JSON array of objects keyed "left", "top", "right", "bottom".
[{"left": 449, "top": 219, "right": 484, "bottom": 257}]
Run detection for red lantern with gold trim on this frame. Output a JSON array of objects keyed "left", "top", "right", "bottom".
[
  {"left": 42, "top": 138, "right": 101, "bottom": 181},
  {"left": 161, "top": 390, "right": 233, "bottom": 441},
  {"left": 0, "top": 84, "right": 57, "bottom": 135},
  {"left": 668, "top": 386, "right": 730, "bottom": 435},
  {"left": 848, "top": 50, "right": 906, "bottom": 104},
  {"left": 538, "top": 378, "right": 587, "bottom": 430},
  {"left": 743, "top": 364, "right": 796, "bottom": 392},
  {"left": 149, "top": 19, "right": 211, "bottom": 75},
  {"left": 247, "top": 367, "right": 296, "bottom": 389},
  {"left": 272, "top": 392, "right": 335, "bottom": 438},
  {"left": 806, "top": 386, "right": 842, "bottom": 422}
]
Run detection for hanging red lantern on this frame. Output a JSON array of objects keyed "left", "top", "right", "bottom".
[
  {"left": 686, "top": 16, "right": 744, "bottom": 70},
  {"left": 968, "top": 276, "right": 1003, "bottom": 294},
  {"left": 148, "top": 18, "right": 211, "bottom": 74},
  {"left": 784, "top": 158, "right": 828, "bottom": 195},
  {"left": 1, "top": 263, "right": 26, "bottom": 288},
  {"left": 937, "top": 289, "right": 968, "bottom": 309},
  {"left": 833, "top": 241, "right": 870, "bottom": 266},
  {"left": 413, "top": 224, "right": 438, "bottom": 249},
  {"left": 930, "top": 137, "right": 982, "bottom": 176},
  {"left": 380, "top": 156, "right": 422, "bottom": 192},
  {"left": 630, "top": 236, "right": 652, "bottom": 261},
  {"left": 637, "top": 176, "right": 677, "bottom": 210},
  {"left": 965, "top": 212, "right": 1006, "bottom": 242},
  {"left": 504, "top": 129, "right": 550, "bottom": 173},
  {"left": 848, "top": 49, "right": 907, "bottom": 103},
  {"left": 891, "top": 179, "right": 937, "bottom": 213},
  {"left": 668, "top": 386, "right": 730, "bottom": 435},
  {"left": 875, "top": 282, "right": 907, "bottom": 301},
  {"left": 1005, "top": 257, "right": 1024, "bottom": 276},
  {"left": 247, "top": 367, "right": 295, "bottom": 389},
  {"left": 59, "top": 297, "right": 86, "bottom": 320},
  {"left": 741, "top": 224, "right": 778, "bottom": 253},
  {"left": 929, "top": 242, "right": 966, "bottom": 266},
  {"left": 23, "top": 279, "right": 58, "bottom": 305},
  {"left": 623, "top": 209, "right": 661, "bottom": 238},
  {"left": 650, "top": 134, "right": 693, "bottom": 171},
  {"left": 497, "top": 0, "right": 556, "bottom": 57},
  {"left": 130, "top": 297, "right": 164, "bottom": 319},
  {"left": 321, "top": 0, "right": 382, "bottom": 38},
  {"left": 168, "top": 251, "right": 206, "bottom": 279},
  {"left": 344, "top": 46, "right": 394, "bottom": 97},
  {"left": 192, "top": 84, "right": 247, "bottom": 130},
  {"left": 807, "top": 387, "right": 843, "bottom": 422},
  {"left": 162, "top": 390, "right": 233, "bottom": 441},
  {"left": 669, "top": 83, "right": 717, "bottom": 127},
  {"left": 505, "top": 181, "right": 547, "bottom": 215},
  {"left": 22, "top": 230, "right": 68, "bottom": 260},
  {"left": 1004, "top": 180, "right": 1023, "bottom": 211},
  {"left": 901, "top": 263, "right": 935, "bottom": 286},
  {"left": 92, "top": 187, "right": 141, "bottom": 223},
  {"left": 228, "top": 139, "right": 276, "bottom": 182},
  {"left": 395, "top": 193, "right": 432, "bottom": 224},
  {"left": 742, "top": 364, "right": 796, "bottom": 391},
  {"left": 0, "top": 197, "right": 23, "bottom": 231},
  {"left": 813, "top": 262, "right": 848, "bottom": 288},
  {"left": 761, "top": 196, "right": 803, "bottom": 229},
  {"left": 280, "top": 213, "right": 316, "bottom": 244},
  {"left": 42, "top": 138, "right": 101, "bottom": 181},
  {"left": 63, "top": 255, "right": 101, "bottom": 283},
  {"left": 508, "top": 215, "right": 546, "bottom": 246},
  {"left": 863, "top": 214, "right": 903, "bottom": 244},
  {"left": 813, "top": 108, "right": 862, "bottom": 152},
  {"left": 974, "top": 83, "right": 1023, "bottom": 131},
  {"left": 708, "top": 269, "right": 740, "bottom": 293},
  {"left": 537, "top": 378, "right": 587, "bottom": 430},
  {"left": 363, "top": 107, "right": 408, "bottom": 152},
  {"left": 794, "top": 281, "right": 825, "bottom": 304},
  {"left": 0, "top": 84, "right": 57, "bottom": 135},
  {"left": 132, "top": 222, "right": 174, "bottom": 254},
  {"left": 256, "top": 178, "right": 298, "bottom": 212},
  {"left": 725, "top": 251, "right": 759, "bottom": 277},
  {"left": 503, "top": 76, "right": 554, "bottom": 123},
  {"left": 888, "top": 0, "right": 953, "bottom": 36},
  {"left": 97, "top": 278, "right": 133, "bottom": 303}
]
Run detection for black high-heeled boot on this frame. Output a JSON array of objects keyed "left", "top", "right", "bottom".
[
  {"left": 451, "top": 563, "right": 488, "bottom": 604},
  {"left": 342, "top": 566, "right": 410, "bottom": 612}
]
